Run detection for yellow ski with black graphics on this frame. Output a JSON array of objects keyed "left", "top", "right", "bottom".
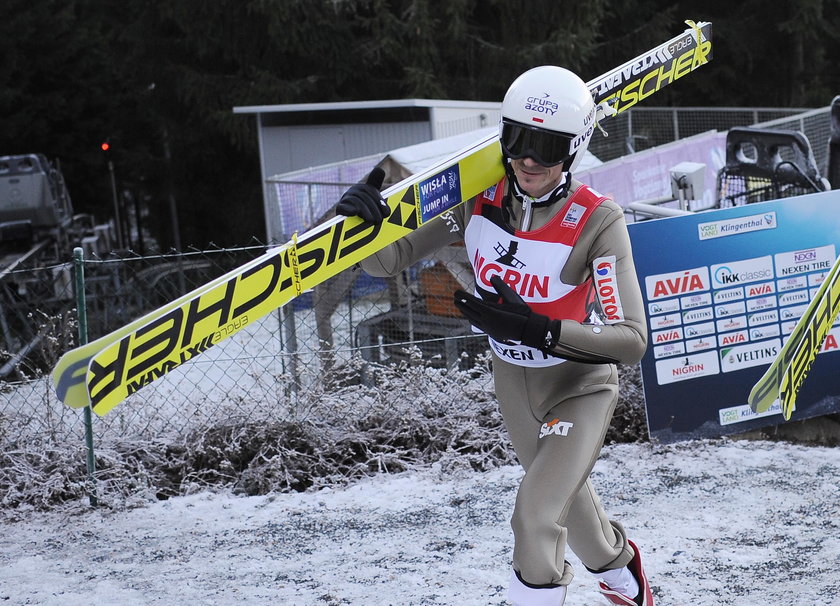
[
  {"left": 54, "top": 133, "right": 503, "bottom": 413},
  {"left": 749, "top": 254, "right": 840, "bottom": 420},
  {"left": 51, "top": 20, "right": 712, "bottom": 415}
]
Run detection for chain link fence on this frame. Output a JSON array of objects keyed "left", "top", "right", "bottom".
[
  {"left": 587, "top": 106, "right": 822, "bottom": 162},
  {"left": 0, "top": 243, "right": 496, "bottom": 444}
]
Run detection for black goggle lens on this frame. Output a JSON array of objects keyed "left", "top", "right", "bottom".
[{"left": 500, "top": 121, "right": 574, "bottom": 167}]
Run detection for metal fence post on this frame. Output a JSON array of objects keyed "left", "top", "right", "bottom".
[{"left": 73, "top": 247, "right": 98, "bottom": 507}]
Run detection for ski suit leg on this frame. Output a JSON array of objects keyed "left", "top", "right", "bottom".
[{"left": 492, "top": 355, "right": 633, "bottom": 586}]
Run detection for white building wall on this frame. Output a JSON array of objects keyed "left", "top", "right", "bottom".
[
  {"left": 260, "top": 122, "right": 431, "bottom": 178},
  {"left": 430, "top": 106, "right": 501, "bottom": 139}
]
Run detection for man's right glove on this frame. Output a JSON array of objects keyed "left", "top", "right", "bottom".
[{"left": 336, "top": 167, "right": 389, "bottom": 224}]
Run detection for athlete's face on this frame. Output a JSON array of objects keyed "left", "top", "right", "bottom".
[{"left": 510, "top": 156, "right": 565, "bottom": 198}]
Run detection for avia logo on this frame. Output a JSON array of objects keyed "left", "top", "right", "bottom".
[
  {"left": 647, "top": 268, "right": 709, "bottom": 299},
  {"left": 655, "top": 330, "right": 681, "bottom": 343},
  {"left": 721, "top": 332, "right": 746, "bottom": 345},
  {"left": 653, "top": 272, "right": 705, "bottom": 297},
  {"left": 539, "top": 418, "right": 574, "bottom": 438},
  {"left": 493, "top": 240, "right": 526, "bottom": 268},
  {"left": 747, "top": 284, "right": 773, "bottom": 297}
]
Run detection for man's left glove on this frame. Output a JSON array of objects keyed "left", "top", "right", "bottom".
[
  {"left": 336, "top": 167, "right": 389, "bottom": 224},
  {"left": 453, "top": 275, "right": 560, "bottom": 351}
]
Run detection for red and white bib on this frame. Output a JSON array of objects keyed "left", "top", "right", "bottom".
[{"left": 464, "top": 178, "right": 607, "bottom": 367}]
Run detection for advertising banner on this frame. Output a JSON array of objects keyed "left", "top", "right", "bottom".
[
  {"left": 627, "top": 191, "right": 840, "bottom": 443},
  {"left": 579, "top": 130, "right": 726, "bottom": 211}
]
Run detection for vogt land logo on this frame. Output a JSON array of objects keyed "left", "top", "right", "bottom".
[
  {"left": 719, "top": 401, "right": 782, "bottom": 426},
  {"left": 698, "top": 211, "right": 777, "bottom": 240}
]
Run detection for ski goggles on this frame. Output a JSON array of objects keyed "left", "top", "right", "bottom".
[{"left": 500, "top": 119, "right": 577, "bottom": 167}]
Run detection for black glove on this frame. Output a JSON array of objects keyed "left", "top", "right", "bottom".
[
  {"left": 336, "top": 167, "right": 389, "bottom": 224},
  {"left": 454, "top": 275, "right": 561, "bottom": 351}
]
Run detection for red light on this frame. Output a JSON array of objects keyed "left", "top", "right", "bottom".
[{"left": 101, "top": 142, "right": 110, "bottom": 151}]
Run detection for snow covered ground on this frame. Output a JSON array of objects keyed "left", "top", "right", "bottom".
[{"left": 2, "top": 438, "right": 839, "bottom": 605}]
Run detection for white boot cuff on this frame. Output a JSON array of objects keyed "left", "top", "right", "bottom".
[{"left": 508, "top": 569, "right": 567, "bottom": 606}]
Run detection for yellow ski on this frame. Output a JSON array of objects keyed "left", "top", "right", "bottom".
[
  {"left": 55, "top": 133, "right": 503, "bottom": 413},
  {"left": 749, "top": 254, "right": 840, "bottom": 419}
]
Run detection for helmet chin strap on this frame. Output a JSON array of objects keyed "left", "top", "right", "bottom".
[{"left": 503, "top": 159, "right": 572, "bottom": 231}]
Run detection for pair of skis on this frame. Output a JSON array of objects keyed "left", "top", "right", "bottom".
[
  {"left": 52, "top": 20, "right": 713, "bottom": 416},
  {"left": 748, "top": 253, "right": 840, "bottom": 420}
]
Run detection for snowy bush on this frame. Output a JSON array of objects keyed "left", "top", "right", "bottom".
[{"left": 0, "top": 354, "right": 648, "bottom": 511}]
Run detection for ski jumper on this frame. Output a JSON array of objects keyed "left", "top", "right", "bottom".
[{"left": 359, "top": 176, "right": 648, "bottom": 587}]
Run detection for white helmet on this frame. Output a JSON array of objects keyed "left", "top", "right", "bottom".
[{"left": 500, "top": 66, "right": 596, "bottom": 173}]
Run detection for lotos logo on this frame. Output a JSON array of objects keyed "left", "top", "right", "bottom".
[
  {"left": 596, "top": 261, "right": 613, "bottom": 276},
  {"left": 593, "top": 256, "right": 624, "bottom": 322}
]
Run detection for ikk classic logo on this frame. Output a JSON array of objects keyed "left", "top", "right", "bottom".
[{"left": 710, "top": 256, "right": 774, "bottom": 289}]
